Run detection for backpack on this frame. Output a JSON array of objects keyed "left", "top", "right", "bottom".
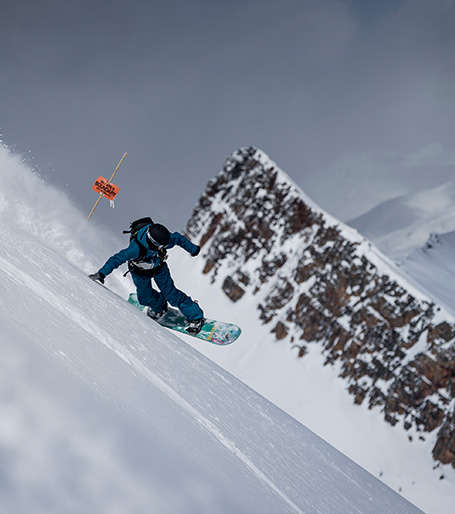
[
  {"left": 122, "top": 217, "right": 154, "bottom": 240},
  {"left": 122, "top": 217, "right": 153, "bottom": 267},
  {"left": 122, "top": 217, "right": 167, "bottom": 277}
]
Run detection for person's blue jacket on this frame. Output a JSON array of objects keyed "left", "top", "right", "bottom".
[{"left": 99, "top": 225, "right": 199, "bottom": 277}]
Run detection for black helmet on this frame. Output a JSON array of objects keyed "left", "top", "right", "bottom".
[{"left": 146, "top": 223, "right": 170, "bottom": 248}]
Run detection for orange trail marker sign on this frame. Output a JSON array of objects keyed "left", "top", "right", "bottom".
[
  {"left": 92, "top": 176, "right": 120, "bottom": 200},
  {"left": 87, "top": 152, "right": 127, "bottom": 221}
]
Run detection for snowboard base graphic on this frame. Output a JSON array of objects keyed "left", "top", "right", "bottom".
[{"left": 128, "top": 293, "right": 241, "bottom": 345}]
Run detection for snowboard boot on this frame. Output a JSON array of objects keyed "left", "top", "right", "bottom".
[
  {"left": 185, "top": 317, "right": 205, "bottom": 335},
  {"left": 147, "top": 302, "right": 168, "bottom": 321}
]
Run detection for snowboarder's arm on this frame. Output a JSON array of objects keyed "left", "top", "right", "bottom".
[
  {"left": 168, "top": 232, "right": 200, "bottom": 256},
  {"left": 98, "top": 241, "right": 141, "bottom": 277}
]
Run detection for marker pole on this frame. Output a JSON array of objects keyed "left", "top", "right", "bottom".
[{"left": 87, "top": 152, "right": 127, "bottom": 221}]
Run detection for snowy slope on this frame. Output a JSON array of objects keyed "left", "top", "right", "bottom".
[{"left": 0, "top": 146, "right": 424, "bottom": 512}]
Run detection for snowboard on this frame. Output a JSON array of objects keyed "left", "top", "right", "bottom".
[{"left": 128, "top": 293, "right": 241, "bottom": 345}]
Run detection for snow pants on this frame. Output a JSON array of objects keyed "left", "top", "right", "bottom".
[{"left": 131, "top": 263, "right": 203, "bottom": 321}]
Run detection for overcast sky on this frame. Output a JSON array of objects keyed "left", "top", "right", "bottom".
[{"left": 1, "top": 0, "right": 454, "bottom": 233}]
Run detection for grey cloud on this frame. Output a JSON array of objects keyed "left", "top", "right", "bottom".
[{"left": 1, "top": 0, "right": 454, "bottom": 229}]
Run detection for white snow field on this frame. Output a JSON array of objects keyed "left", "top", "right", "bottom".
[{"left": 0, "top": 144, "right": 424, "bottom": 513}]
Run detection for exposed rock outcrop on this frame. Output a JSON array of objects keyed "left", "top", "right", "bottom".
[{"left": 186, "top": 147, "right": 455, "bottom": 469}]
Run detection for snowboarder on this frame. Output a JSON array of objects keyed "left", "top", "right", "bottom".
[{"left": 89, "top": 218, "right": 205, "bottom": 334}]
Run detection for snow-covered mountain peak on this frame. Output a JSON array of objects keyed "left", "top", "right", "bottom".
[{"left": 185, "top": 147, "right": 455, "bottom": 480}]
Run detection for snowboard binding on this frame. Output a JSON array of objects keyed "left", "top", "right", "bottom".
[
  {"left": 185, "top": 318, "right": 205, "bottom": 335},
  {"left": 146, "top": 303, "right": 168, "bottom": 321}
]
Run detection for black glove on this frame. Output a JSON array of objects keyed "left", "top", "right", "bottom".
[
  {"left": 89, "top": 271, "right": 105, "bottom": 284},
  {"left": 191, "top": 245, "right": 200, "bottom": 257}
]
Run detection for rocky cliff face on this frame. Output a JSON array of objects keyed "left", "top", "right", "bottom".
[{"left": 186, "top": 147, "right": 455, "bottom": 469}]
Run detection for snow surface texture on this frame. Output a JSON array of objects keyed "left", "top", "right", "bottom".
[
  {"left": 0, "top": 148, "right": 423, "bottom": 512},
  {"left": 170, "top": 149, "right": 455, "bottom": 514}
]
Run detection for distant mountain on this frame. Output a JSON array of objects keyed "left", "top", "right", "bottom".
[
  {"left": 349, "top": 181, "right": 455, "bottom": 260},
  {"left": 184, "top": 147, "right": 455, "bottom": 478},
  {"left": 349, "top": 180, "right": 455, "bottom": 322},
  {"left": 403, "top": 231, "right": 455, "bottom": 310}
]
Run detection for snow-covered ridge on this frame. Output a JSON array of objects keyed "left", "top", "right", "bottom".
[
  {"left": 0, "top": 144, "right": 422, "bottom": 513},
  {"left": 186, "top": 147, "right": 455, "bottom": 476},
  {"left": 349, "top": 181, "right": 455, "bottom": 260}
]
